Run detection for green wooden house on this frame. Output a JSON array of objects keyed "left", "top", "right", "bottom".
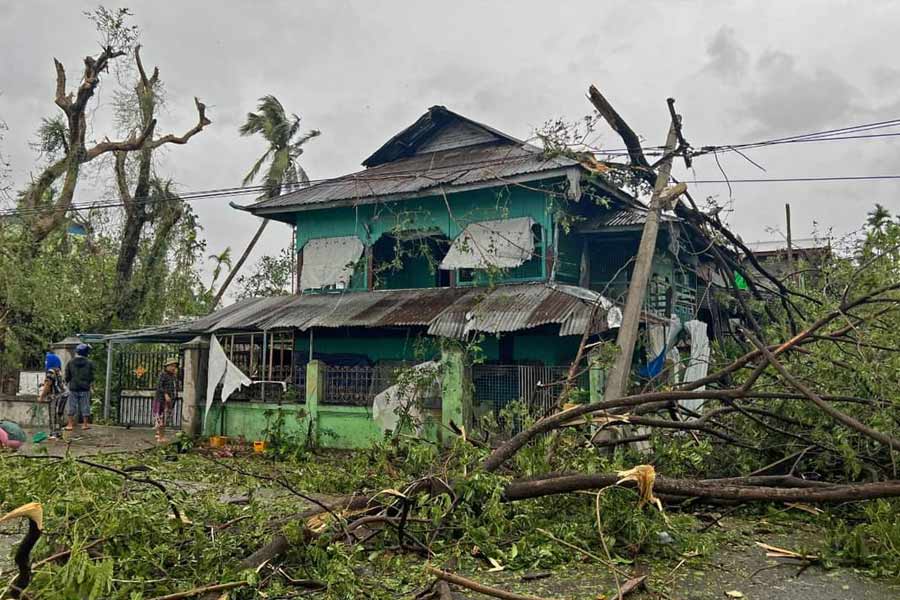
[{"left": 104, "top": 106, "right": 720, "bottom": 447}]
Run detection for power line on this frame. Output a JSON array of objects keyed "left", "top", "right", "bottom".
[
  {"left": 4, "top": 116, "right": 900, "bottom": 220},
  {"left": 689, "top": 174, "right": 900, "bottom": 184}
]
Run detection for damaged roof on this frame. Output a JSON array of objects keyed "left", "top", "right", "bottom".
[
  {"left": 243, "top": 106, "right": 632, "bottom": 219},
  {"left": 105, "top": 283, "right": 636, "bottom": 343}
]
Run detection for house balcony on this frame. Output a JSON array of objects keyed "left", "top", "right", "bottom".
[{"left": 591, "top": 277, "right": 697, "bottom": 323}]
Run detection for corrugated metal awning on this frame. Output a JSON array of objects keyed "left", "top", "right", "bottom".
[{"left": 105, "top": 283, "right": 634, "bottom": 342}]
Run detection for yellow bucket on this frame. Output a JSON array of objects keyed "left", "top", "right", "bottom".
[
  {"left": 209, "top": 435, "right": 228, "bottom": 448},
  {"left": 253, "top": 441, "right": 266, "bottom": 453}
]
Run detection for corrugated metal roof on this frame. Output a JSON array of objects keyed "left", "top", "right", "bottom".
[
  {"left": 247, "top": 142, "right": 579, "bottom": 215},
  {"left": 107, "top": 283, "right": 629, "bottom": 342},
  {"left": 745, "top": 238, "right": 830, "bottom": 254},
  {"left": 363, "top": 105, "right": 527, "bottom": 167}
]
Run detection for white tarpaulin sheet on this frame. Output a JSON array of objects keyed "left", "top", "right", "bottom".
[
  {"left": 204, "top": 335, "right": 252, "bottom": 427},
  {"left": 606, "top": 305, "right": 623, "bottom": 329},
  {"left": 373, "top": 362, "right": 440, "bottom": 434},
  {"left": 682, "top": 320, "right": 711, "bottom": 412},
  {"left": 440, "top": 217, "right": 535, "bottom": 270},
  {"left": 299, "top": 236, "right": 365, "bottom": 290},
  {"left": 648, "top": 314, "right": 682, "bottom": 357}
]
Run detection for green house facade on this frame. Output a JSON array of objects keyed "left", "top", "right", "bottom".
[{"left": 105, "top": 106, "right": 723, "bottom": 447}]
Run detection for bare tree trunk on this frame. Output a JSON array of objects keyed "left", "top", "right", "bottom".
[
  {"left": 212, "top": 218, "right": 270, "bottom": 306},
  {"left": 23, "top": 47, "right": 156, "bottom": 245},
  {"left": 104, "top": 47, "right": 210, "bottom": 325}
]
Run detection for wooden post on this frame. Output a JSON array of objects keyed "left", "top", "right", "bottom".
[
  {"left": 366, "top": 245, "right": 374, "bottom": 290},
  {"left": 785, "top": 203, "right": 793, "bottom": 282},
  {"left": 603, "top": 121, "right": 680, "bottom": 401}
]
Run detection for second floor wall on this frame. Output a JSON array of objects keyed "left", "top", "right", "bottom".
[
  {"left": 295, "top": 181, "right": 560, "bottom": 292},
  {"left": 292, "top": 180, "right": 704, "bottom": 322}
]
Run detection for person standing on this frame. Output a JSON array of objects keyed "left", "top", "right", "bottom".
[
  {"left": 38, "top": 352, "right": 67, "bottom": 439},
  {"left": 64, "top": 344, "right": 95, "bottom": 431},
  {"left": 154, "top": 358, "right": 179, "bottom": 443}
]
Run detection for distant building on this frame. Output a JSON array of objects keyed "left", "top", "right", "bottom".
[{"left": 744, "top": 238, "right": 831, "bottom": 286}]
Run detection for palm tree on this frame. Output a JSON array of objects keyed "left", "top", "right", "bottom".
[
  {"left": 213, "top": 96, "right": 319, "bottom": 305},
  {"left": 867, "top": 203, "right": 891, "bottom": 230}
]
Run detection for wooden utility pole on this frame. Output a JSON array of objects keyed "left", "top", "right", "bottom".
[
  {"left": 785, "top": 203, "right": 793, "bottom": 279},
  {"left": 602, "top": 115, "right": 681, "bottom": 401}
]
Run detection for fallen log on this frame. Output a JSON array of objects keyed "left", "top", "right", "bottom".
[
  {"left": 503, "top": 473, "right": 900, "bottom": 503},
  {"left": 612, "top": 575, "right": 647, "bottom": 599}
]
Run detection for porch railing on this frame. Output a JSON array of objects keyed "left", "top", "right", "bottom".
[
  {"left": 593, "top": 278, "right": 696, "bottom": 322},
  {"left": 322, "top": 365, "right": 396, "bottom": 406}
]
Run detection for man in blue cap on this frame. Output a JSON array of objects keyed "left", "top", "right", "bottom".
[
  {"left": 38, "top": 352, "right": 67, "bottom": 439},
  {"left": 64, "top": 344, "right": 95, "bottom": 431}
]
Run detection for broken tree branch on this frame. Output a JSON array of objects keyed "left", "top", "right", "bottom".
[
  {"left": 744, "top": 330, "right": 900, "bottom": 452},
  {"left": 426, "top": 566, "right": 554, "bottom": 600}
]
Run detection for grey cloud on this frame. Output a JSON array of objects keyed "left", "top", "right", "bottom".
[
  {"left": 4, "top": 0, "right": 900, "bottom": 297},
  {"left": 743, "top": 51, "right": 859, "bottom": 135},
  {"left": 704, "top": 27, "right": 749, "bottom": 81}
]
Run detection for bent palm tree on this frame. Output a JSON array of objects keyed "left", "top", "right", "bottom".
[{"left": 213, "top": 96, "right": 319, "bottom": 305}]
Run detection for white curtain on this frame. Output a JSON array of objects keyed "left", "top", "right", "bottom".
[
  {"left": 299, "top": 236, "right": 365, "bottom": 290},
  {"left": 440, "top": 217, "right": 535, "bottom": 270},
  {"left": 204, "top": 335, "right": 252, "bottom": 428}
]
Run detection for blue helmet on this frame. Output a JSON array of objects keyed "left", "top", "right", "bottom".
[
  {"left": 45, "top": 352, "right": 62, "bottom": 371},
  {"left": 75, "top": 343, "right": 91, "bottom": 357}
]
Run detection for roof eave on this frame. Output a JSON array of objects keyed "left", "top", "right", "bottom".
[{"left": 245, "top": 166, "right": 602, "bottom": 216}]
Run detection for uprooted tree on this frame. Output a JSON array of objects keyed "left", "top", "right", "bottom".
[{"left": 230, "top": 89, "right": 900, "bottom": 594}]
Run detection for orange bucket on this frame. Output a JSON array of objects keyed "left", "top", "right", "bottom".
[
  {"left": 253, "top": 440, "right": 266, "bottom": 453},
  {"left": 209, "top": 435, "right": 228, "bottom": 448}
]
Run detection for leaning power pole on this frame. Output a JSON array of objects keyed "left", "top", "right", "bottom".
[{"left": 587, "top": 88, "right": 687, "bottom": 401}]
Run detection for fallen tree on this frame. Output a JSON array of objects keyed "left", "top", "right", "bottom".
[{"left": 230, "top": 88, "right": 900, "bottom": 585}]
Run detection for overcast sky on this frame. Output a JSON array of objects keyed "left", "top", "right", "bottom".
[{"left": 3, "top": 1, "right": 899, "bottom": 300}]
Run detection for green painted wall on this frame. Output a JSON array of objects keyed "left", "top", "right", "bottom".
[
  {"left": 513, "top": 333, "right": 581, "bottom": 366},
  {"left": 300, "top": 332, "right": 438, "bottom": 363},
  {"left": 295, "top": 182, "right": 562, "bottom": 290}
]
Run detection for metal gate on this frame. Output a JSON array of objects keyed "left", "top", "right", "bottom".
[
  {"left": 114, "top": 350, "right": 183, "bottom": 427},
  {"left": 473, "top": 364, "right": 588, "bottom": 418}
]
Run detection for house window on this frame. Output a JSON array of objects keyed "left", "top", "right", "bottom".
[{"left": 372, "top": 232, "right": 451, "bottom": 290}]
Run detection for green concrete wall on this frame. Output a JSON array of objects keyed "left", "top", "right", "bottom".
[{"left": 203, "top": 359, "right": 445, "bottom": 449}]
